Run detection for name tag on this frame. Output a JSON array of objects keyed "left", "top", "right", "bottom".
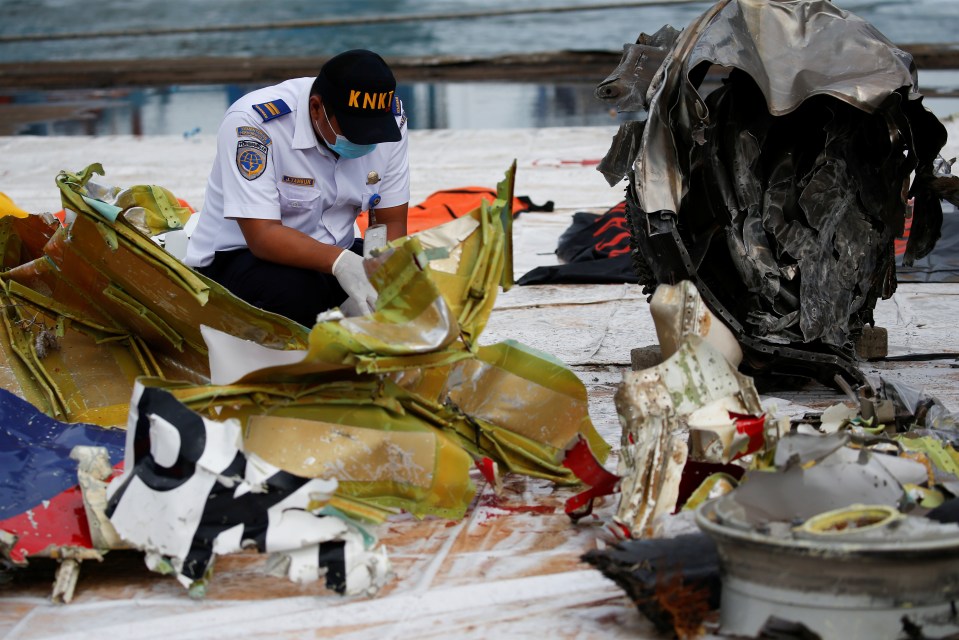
[{"left": 282, "top": 176, "right": 315, "bottom": 187}]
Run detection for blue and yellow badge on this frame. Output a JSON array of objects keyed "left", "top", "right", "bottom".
[
  {"left": 252, "top": 99, "right": 291, "bottom": 122},
  {"left": 236, "top": 126, "right": 271, "bottom": 145},
  {"left": 236, "top": 140, "right": 268, "bottom": 181}
]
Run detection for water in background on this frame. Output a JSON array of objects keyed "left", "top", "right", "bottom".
[
  {"left": 1, "top": 0, "right": 957, "bottom": 134},
  {"left": 1, "top": 0, "right": 955, "bottom": 60},
  {"left": 7, "top": 82, "right": 638, "bottom": 136}
]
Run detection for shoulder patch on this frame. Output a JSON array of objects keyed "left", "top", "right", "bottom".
[
  {"left": 236, "top": 140, "right": 269, "bottom": 181},
  {"left": 236, "top": 126, "right": 271, "bottom": 145},
  {"left": 391, "top": 96, "right": 403, "bottom": 116},
  {"left": 252, "top": 99, "right": 292, "bottom": 123}
]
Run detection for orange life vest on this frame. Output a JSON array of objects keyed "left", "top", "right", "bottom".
[{"left": 356, "top": 187, "right": 550, "bottom": 235}]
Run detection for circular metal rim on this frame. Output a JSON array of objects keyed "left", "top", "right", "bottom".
[{"left": 695, "top": 498, "right": 959, "bottom": 556}]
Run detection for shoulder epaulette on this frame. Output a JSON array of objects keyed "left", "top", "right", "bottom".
[
  {"left": 252, "top": 99, "right": 292, "bottom": 123},
  {"left": 391, "top": 96, "right": 403, "bottom": 116}
]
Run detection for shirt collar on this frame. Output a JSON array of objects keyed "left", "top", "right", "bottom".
[{"left": 292, "top": 82, "right": 327, "bottom": 152}]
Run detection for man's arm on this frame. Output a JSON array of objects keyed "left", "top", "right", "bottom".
[
  {"left": 237, "top": 218, "right": 345, "bottom": 272},
  {"left": 375, "top": 202, "right": 408, "bottom": 241}
]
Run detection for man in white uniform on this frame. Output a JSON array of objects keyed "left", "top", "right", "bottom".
[{"left": 185, "top": 49, "right": 410, "bottom": 326}]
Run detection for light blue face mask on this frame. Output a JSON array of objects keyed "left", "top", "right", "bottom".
[{"left": 318, "top": 107, "right": 377, "bottom": 159}]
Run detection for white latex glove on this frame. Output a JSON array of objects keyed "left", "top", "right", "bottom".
[
  {"left": 339, "top": 297, "right": 366, "bottom": 318},
  {"left": 331, "top": 249, "right": 378, "bottom": 316}
]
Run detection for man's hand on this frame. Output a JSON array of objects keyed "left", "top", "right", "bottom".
[{"left": 332, "top": 250, "right": 377, "bottom": 315}]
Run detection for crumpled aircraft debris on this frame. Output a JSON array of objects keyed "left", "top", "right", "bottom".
[
  {"left": 0, "top": 164, "right": 611, "bottom": 599},
  {"left": 562, "top": 280, "right": 770, "bottom": 536},
  {"left": 614, "top": 335, "right": 768, "bottom": 538},
  {"left": 106, "top": 382, "right": 390, "bottom": 597},
  {"left": 587, "top": 269, "right": 959, "bottom": 638},
  {"left": 0, "top": 388, "right": 125, "bottom": 602},
  {"left": 648, "top": 280, "right": 742, "bottom": 367},
  {"left": 592, "top": 387, "right": 959, "bottom": 638},
  {"left": 0, "top": 163, "right": 310, "bottom": 426},
  {"left": 697, "top": 427, "right": 959, "bottom": 639},
  {"left": 596, "top": 0, "right": 958, "bottom": 387},
  {"left": 612, "top": 281, "right": 771, "bottom": 538},
  {"left": 873, "top": 377, "right": 959, "bottom": 445},
  {"left": 0, "top": 389, "right": 125, "bottom": 566}
]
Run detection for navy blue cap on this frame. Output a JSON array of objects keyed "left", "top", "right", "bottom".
[{"left": 315, "top": 50, "right": 401, "bottom": 145}]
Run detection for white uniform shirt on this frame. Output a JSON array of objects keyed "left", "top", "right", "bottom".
[{"left": 184, "top": 77, "right": 410, "bottom": 268}]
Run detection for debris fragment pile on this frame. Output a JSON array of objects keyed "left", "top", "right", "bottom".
[
  {"left": 587, "top": 279, "right": 959, "bottom": 638},
  {"left": 0, "top": 163, "right": 610, "bottom": 599}
]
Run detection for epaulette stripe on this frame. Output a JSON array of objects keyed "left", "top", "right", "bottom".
[{"left": 252, "top": 99, "right": 292, "bottom": 123}]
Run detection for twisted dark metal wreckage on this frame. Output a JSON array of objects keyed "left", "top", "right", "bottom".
[{"left": 596, "top": 0, "right": 959, "bottom": 388}]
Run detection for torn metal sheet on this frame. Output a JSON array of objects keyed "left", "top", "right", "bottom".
[
  {"left": 151, "top": 376, "right": 480, "bottom": 522},
  {"left": 649, "top": 280, "right": 742, "bottom": 367},
  {"left": 190, "top": 165, "right": 608, "bottom": 497},
  {"left": 182, "top": 285, "right": 606, "bottom": 521},
  {"left": 613, "top": 362, "right": 687, "bottom": 538},
  {"left": 105, "top": 382, "right": 391, "bottom": 597},
  {"left": 594, "top": 25, "right": 680, "bottom": 115},
  {"left": 0, "top": 388, "right": 124, "bottom": 567},
  {"left": 614, "top": 336, "right": 766, "bottom": 538},
  {"left": 0, "top": 389, "right": 126, "bottom": 602},
  {"left": 722, "top": 433, "right": 918, "bottom": 525},
  {"left": 72, "top": 445, "right": 126, "bottom": 551},
  {"left": 0, "top": 164, "right": 310, "bottom": 426},
  {"left": 1, "top": 163, "right": 612, "bottom": 600},
  {"left": 597, "top": 0, "right": 952, "bottom": 386},
  {"left": 561, "top": 435, "right": 621, "bottom": 518},
  {"left": 878, "top": 376, "right": 959, "bottom": 444},
  {"left": 402, "top": 340, "right": 611, "bottom": 483}
]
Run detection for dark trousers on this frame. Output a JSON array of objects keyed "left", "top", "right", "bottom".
[{"left": 197, "top": 239, "right": 364, "bottom": 327}]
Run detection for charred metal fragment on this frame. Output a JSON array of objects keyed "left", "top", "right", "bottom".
[
  {"left": 581, "top": 533, "right": 720, "bottom": 638},
  {"left": 594, "top": 26, "right": 680, "bottom": 113},
  {"left": 597, "top": 120, "right": 645, "bottom": 187},
  {"left": 598, "top": 0, "right": 950, "bottom": 387}
]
